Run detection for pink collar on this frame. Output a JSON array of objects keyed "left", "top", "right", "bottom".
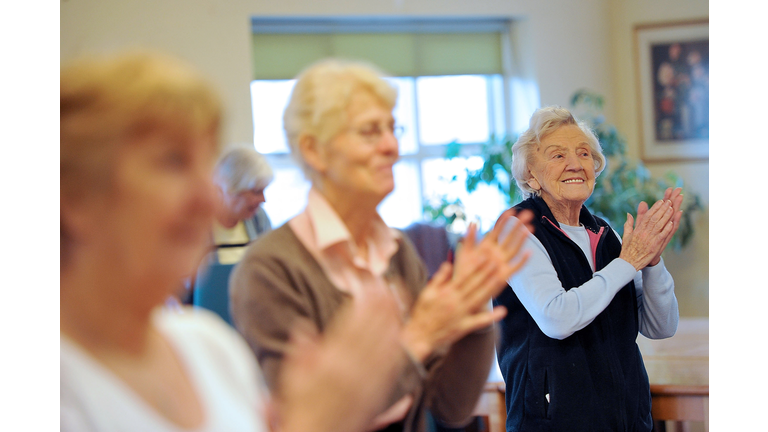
[{"left": 289, "top": 188, "right": 400, "bottom": 293}]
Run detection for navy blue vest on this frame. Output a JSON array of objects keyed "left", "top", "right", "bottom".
[{"left": 493, "top": 196, "right": 652, "bottom": 432}]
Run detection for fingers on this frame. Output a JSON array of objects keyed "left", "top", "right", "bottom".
[
  {"left": 499, "top": 217, "right": 530, "bottom": 260},
  {"left": 635, "top": 201, "right": 649, "bottom": 227},
  {"left": 670, "top": 189, "right": 684, "bottom": 217},
  {"left": 500, "top": 250, "right": 531, "bottom": 281},
  {"left": 492, "top": 208, "right": 514, "bottom": 231},
  {"left": 658, "top": 217, "right": 676, "bottom": 242},
  {"left": 622, "top": 213, "right": 635, "bottom": 243},
  {"left": 485, "top": 213, "right": 507, "bottom": 246},
  {"left": 668, "top": 187, "right": 682, "bottom": 203},
  {"left": 638, "top": 200, "right": 674, "bottom": 234},
  {"left": 659, "top": 207, "right": 684, "bottom": 250},
  {"left": 462, "top": 259, "right": 505, "bottom": 307},
  {"left": 654, "top": 202, "right": 675, "bottom": 232},
  {"left": 663, "top": 187, "right": 672, "bottom": 202},
  {"left": 461, "top": 222, "right": 479, "bottom": 253},
  {"left": 516, "top": 209, "right": 534, "bottom": 227},
  {"left": 428, "top": 262, "right": 453, "bottom": 290},
  {"left": 455, "top": 306, "right": 508, "bottom": 336},
  {"left": 491, "top": 211, "right": 512, "bottom": 237},
  {"left": 452, "top": 253, "right": 496, "bottom": 290}
]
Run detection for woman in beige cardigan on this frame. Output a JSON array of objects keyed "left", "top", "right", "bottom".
[{"left": 230, "top": 58, "right": 532, "bottom": 432}]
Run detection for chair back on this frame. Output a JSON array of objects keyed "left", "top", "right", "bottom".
[{"left": 192, "top": 261, "right": 236, "bottom": 325}]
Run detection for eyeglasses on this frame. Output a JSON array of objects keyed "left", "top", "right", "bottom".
[{"left": 348, "top": 121, "right": 405, "bottom": 143}]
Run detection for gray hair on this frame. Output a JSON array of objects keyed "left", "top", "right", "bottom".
[
  {"left": 213, "top": 145, "right": 274, "bottom": 195},
  {"left": 282, "top": 58, "right": 398, "bottom": 181},
  {"left": 511, "top": 106, "right": 606, "bottom": 199}
]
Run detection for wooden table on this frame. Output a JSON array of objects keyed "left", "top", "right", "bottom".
[{"left": 637, "top": 318, "right": 709, "bottom": 432}]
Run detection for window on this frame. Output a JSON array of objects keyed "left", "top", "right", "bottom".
[{"left": 249, "top": 18, "right": 539, "bottom": 232}]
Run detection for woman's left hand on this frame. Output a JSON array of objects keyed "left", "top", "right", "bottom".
[{"left": 636, "top": 187, "right": 684, "bottom": 266}]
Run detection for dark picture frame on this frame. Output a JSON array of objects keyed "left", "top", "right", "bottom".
[{"left": 634, "top": 19, "right": 709, "bottom": 162}]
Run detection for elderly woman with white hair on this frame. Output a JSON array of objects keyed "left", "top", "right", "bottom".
[
  {"left": 493, "top": 106, "right": 682, "bottom": 432},
  {"left": 230, "top": 58, "right": 533, "bottom": 432},
  {"left": 211, "top": 145, "right": 274, "bottom": 264}
]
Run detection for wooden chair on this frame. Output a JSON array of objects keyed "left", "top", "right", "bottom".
[{"left": 650, "top": 384, "right": 709, "bottom": 432}]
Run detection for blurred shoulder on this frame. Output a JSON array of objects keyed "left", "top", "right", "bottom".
[{"left": 243, "top": 223, "right": 303, "bottom": 260}]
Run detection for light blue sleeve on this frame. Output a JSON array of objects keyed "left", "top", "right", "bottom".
[
  {"left": 634, "top": 257, "right": 679, "bottom": 339},
  {"left": 613, "top": 227, "right": 679, "bottom": 339},
  {"left": 504, "top": 219, "right": 678, "bottom": 340},
  {"left": 508, "top": 232, "right": 637, "bottom": 340}
]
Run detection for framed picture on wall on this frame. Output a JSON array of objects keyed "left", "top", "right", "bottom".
[{"left": 634, "top": 19, "right": 708, "bottom": 162}]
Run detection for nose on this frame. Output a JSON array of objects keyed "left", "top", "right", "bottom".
[
  {"left": 564, "top": 151, "right": 583, "bottom": 171},
  {"left": 255, "top": 190, "right": 266, "bottom": 204},
  {"left": 378, "top": 129, "right": 400, "bottom": 156},
  {"left": 247, "top": 189, "right": 266, "bottom": 207}
]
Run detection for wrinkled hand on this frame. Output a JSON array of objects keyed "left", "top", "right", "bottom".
[
  {"left": 639, "top": 187, "right": 683, "bottom": 266},
  {"left": 275, "top": 288, "right": 406, "bottom": 432},
  {"left": 619, "top": 190, "right": 681, "bottom": 270},
  {"left": 402, "top": 210, "right": 532, "bottom": 362}
]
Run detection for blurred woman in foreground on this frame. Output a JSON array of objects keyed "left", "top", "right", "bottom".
[
  {"left": 60, "top": 51, "right": 409, "bottom": 432},
  {"left": 230, "top": 58, "right": 532, "bottom": 432}
]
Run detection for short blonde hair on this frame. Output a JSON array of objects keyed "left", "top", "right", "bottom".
[
  {"left": 511, "top": 106, "right": 606, "bottom": 199},
  {"left": 282, "top": 58, "right": 398, "bottom": 180},
  {"left": 61, "top": 50, "right": 222, "bottom": 261}
]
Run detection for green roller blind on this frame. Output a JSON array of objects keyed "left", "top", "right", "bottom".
[{"left": 251, "top": 19, "right": 507, "bottom": 80}]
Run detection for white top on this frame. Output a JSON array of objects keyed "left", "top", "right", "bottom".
[
  {"left": 60, "top": 307, "right": 268, "bottom": 432},
  {"left": 505, "top": 217, "right": 679, "bottom": 341}
]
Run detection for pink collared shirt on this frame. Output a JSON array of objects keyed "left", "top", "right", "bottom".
[
  {"left": 288, "top": 188, "right": 413, "bottom": 428},
  {"left": 289, "top": 188, "right": 403, "bottom": 300}
]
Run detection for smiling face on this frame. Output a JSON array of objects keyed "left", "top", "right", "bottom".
[
  {"left": 527, "top": 125, "right": 597, "bottom": 221},
  {"left": 313, "top": 89, "right": 399, "bottom": 207}
]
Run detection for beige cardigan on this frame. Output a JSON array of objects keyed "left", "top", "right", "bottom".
[{"left": 229, "top": 224, "right": 496, "bottom": 432}]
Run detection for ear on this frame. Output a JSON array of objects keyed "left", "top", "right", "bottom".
[
  {"left": 527, "top": 173, "right": 541, "bottom": 191},
  {"left": 298, "top": 134, "right": 327, "bottom": 174}
]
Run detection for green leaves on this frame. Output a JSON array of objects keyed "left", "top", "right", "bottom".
[
  {"left": 575, "top": 89, "right": 703, "bottom": 250},
  {"left": 458, "top": 134, "right": 521, "bottom": 206}
]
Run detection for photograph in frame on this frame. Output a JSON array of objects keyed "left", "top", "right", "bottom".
[{"left": 634, "top": 20, "right": 709, "bottom": 162}]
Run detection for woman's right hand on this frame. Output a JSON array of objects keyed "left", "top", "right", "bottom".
[
  {"left": 619, "top": 195, "right": 679, "bottom": 271},
  {"left": 402, "top": 212, "right": 531, "bottom": 362}
]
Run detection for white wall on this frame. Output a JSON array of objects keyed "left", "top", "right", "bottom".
[
  {"left": 60, "top": 0, "right": 615, "bottom": 144},
  {"left": 61, "top": 0, "right": 709, "bottom": 316},
  {"left": 608, "top": 0, "right": 709, "bottom": 317}
]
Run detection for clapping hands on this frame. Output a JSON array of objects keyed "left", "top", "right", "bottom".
[
  {"left": 620, "top": 187, "right": 684, "bottom": 270},
  {"left": 402, "top": 209, "right": 533, "bottom": 362}
]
